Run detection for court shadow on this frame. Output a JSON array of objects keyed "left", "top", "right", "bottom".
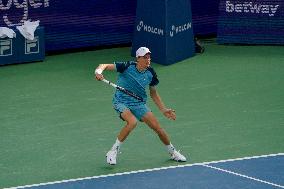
[
  {"left": 162, "top": 159, "right": 188, "bottom": 165},
  {"left": 100, "top": 165, "right": 116, "bottom": 171}
]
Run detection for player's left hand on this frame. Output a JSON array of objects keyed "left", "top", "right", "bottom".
[{"left": 163, "top": 108, "right": 176, "bottom": 120}]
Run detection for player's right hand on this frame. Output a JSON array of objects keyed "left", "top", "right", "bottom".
[
  {"left": 95, "top": 68, "right": 104, "bottom": 81},
  {"left": 95, "top": 73, "right": 104, "bottom": 81}
]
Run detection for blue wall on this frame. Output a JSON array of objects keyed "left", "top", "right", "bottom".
[
  {"left": 0, "top": 0, "right": 219, "bottom": 52},
  {"left": 217, "top": 0, "right": 284, "bottom": 44}
]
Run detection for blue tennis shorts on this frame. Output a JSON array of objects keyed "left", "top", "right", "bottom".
[{"left": 113, "top": 102, "right": 151, "bottom": 121}]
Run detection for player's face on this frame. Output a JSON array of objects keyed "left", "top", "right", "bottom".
[{"left": 139, "top": 53, "right": 151, "bottom": 68}]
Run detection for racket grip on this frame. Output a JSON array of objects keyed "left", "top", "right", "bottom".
[{"left": 102, "top": 79, "right": 117, "bottom": 88}]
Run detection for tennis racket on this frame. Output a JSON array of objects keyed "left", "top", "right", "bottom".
[{"left": 102, "top": 79, "right": 143, "bottom": 101}]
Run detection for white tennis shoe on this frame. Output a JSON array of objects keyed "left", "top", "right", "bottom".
[
  {"left": 106, "top": 149, "right": 118, "bottom": 165},
  {"left": 170, "top": 150, "right": 187, "bottom": 162}
]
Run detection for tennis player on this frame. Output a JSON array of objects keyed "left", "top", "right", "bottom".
[{"left": 95, "top": 47, "right": 187, "bottom": 165}]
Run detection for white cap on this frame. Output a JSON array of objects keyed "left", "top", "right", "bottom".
[{"left": 136, "top": 47, "right": 151, "bottom": 57}]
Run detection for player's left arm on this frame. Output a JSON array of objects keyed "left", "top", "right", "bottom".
[{"left": 149, "top": 86, "right": 176, "bottom": 120}]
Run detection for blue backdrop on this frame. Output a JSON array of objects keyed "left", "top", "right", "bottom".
[
  {"left": 217, "top": 0, "right": 284, "bottom": 44},
  {"left": 0, "top": 0, "right": 218, "bottom": 52},
  {"left": 131, "top": 0, "right": 195, "bottom": 65}
]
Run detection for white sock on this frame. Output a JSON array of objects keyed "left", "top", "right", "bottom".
[
  {"left": 111, "top": 138, "right": 122, "bottom": 151},
  {"left": 166, "top": 143, "right": 176, "bottom": 154}
]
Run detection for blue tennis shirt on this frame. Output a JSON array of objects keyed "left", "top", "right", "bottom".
[{"left": 113, "top": 61, "right": 159, "bottom": 105}]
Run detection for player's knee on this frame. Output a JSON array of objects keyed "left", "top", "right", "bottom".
[{"left": 126, "top": 119, "right": 137, "bottom": 130}]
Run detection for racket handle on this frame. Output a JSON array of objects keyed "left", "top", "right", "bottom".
[
  {"left": 101, "top": 78, "right": 143, "bottom": 101},
  {"left": 102, "top": 79, "right": 117, "bottom": 88}
]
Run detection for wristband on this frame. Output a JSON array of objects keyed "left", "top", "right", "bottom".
[{"left": 95, "top": 68, "right": 103, "bottom": 74}]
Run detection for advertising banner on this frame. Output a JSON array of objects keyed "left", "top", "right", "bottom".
[
  {"left": 0, "top": 37, "right": 18, "bottom": 65},
  {"left": 1, "top": 0, "right": 219, "bottom": 52},
  {"left": 17, "top": 27, "right": 45, "bottom": 63},
  {"left": 0, "top": 27, "right": 44, "bottom": 65},
  {"left": 131, "top": 0, "right": 195, "bottom": 65},
  {"left": 217, "top": 0, "right": 284, "bottom": 44},
  {"left": 0, "top": 0, "right": 136, "bottom": 51}
]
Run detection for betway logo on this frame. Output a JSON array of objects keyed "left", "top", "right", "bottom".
[
  {"left": 0, "top": 0, "right": 50, "bottom": 26},
  {"left": 226, "top": 1, "right": 280, "bottom": 17},
  {"left": 136, "top": 21, "right": 164, "bottom": 36}
]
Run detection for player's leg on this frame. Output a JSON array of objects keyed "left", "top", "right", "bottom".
[
  {"left": 141, "top": 111, "right": 187, "bottom": 162},
  {"left": 141, "top": 111, "right": 170, "bottom": 145},
  {"left": 131, "top": 104, "right": 171, "bottom": 145},
  {"left": 106, "top": 104, "right": 137, "bottom": 165},
  {"left": 117, "top": 110, "right": 138, "bottom": 142}
]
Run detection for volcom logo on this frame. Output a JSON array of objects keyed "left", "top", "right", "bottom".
[
  {"left": 136, "top": 21, "right": 164, "bottom": 36},
  {"left": 0, "top": 39, "right": 12, "bottom": 56},
  {"left": 0, "top": 0, "right": 50, "bottom": 26},
  {"left": 170, "top": 22, "right": 191, "bottom": 37},
  {"left": 226, "top": 1, "right": 280, "bottom": 17},
  {"left": 25, "top": 36, "right": 39, "bottom": 54}
]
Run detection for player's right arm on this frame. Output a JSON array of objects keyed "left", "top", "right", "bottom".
[{"left": 95, "top": 64, "right": 115, "bottom": 80}]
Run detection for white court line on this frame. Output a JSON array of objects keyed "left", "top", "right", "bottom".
[
  {"left": 4, "top": 152, "right": 284, "bottom": 189},
  {"left": 202, "top": 164, "right": 284, "bottom": 188}
]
